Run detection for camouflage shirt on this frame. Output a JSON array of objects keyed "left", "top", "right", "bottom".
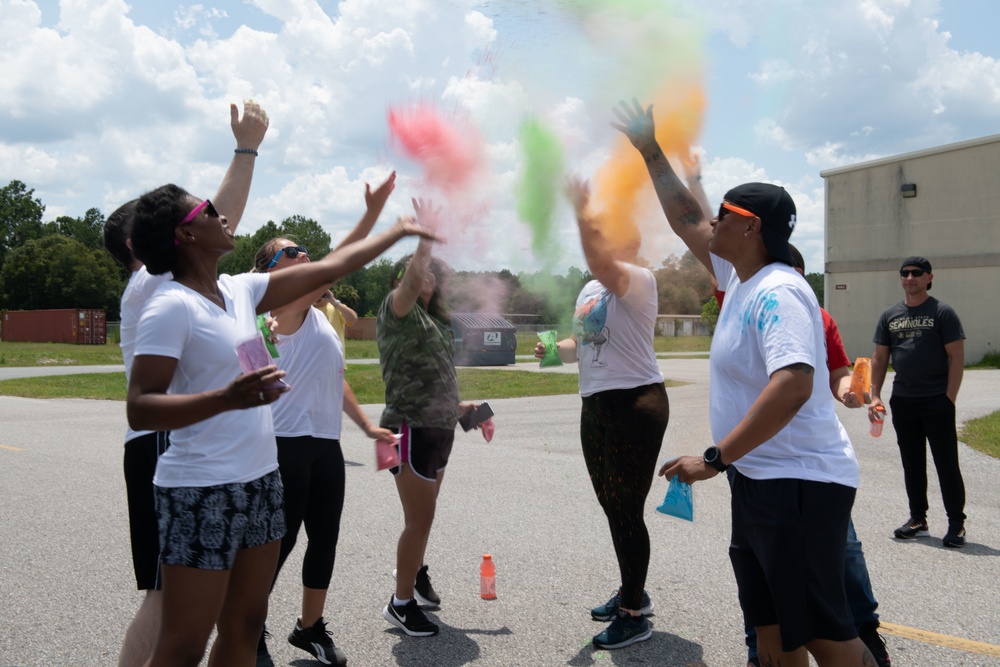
[{"left": 376, "top": 291, "right": 459, "bottom": 429}]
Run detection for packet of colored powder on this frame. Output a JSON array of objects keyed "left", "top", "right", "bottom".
[
  {"left": 538, "top": 330, "right": 563, "bottom": 367},
  {"left": 656, "top": 475, "right": 694, "bottom": 522}
]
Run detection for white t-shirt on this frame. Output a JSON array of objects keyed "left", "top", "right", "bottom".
[
  {"left": 134, "top": 272, "right": 277, "bottom": 488},
  {"left": 574, "top": 265, "right": 664, "bottom": 397},
  {"left": 270, "top": 307, "right": 345, "bottom": 440},
  {"left": 119, "top": 266, "right": 171, "bottom": 443},
  {"left": 710, "top": 255, "right": 858, "bottom": 487}
]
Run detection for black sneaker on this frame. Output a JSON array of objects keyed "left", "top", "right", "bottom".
[
  {"left": 943, "top": 524, "right": 966, "bottom": 548},
  {"left": 383, "top": 597, "right": 439, "bottom": 637},
  {"left": 592, "top": 611, "right": 652, "bottom": 650},
  {"left": 256, "top": 626, "right": 275, "bottom": 667},
  {"left": 857, "top": 620, "right": 891, "bottom": 667},
  {"left": 747, "top": 659, "right": 761, "bottom": 667},
  {"left": 414, "top": 564, "right": 441, "bottom": 607},
  {"left": 893, "top": 517, "right": 929, "bottom": 539},
  {"left": 590, "top": 589, "right": 654, "bottom": 621},
  {"left": 288, "top": 617, "right": 347, "bottom": 666}
]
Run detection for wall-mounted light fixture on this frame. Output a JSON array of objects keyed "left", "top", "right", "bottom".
[{"left": 901, "top": 183, "right": 917, "bottom": 198}]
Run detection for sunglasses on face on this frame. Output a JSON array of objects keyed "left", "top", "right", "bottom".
[
  {"left": 900, "top": 269, "right": 927, "bottom": 278},
  {"left": 267, "top": 245, "right": 308, "bottom": 268},
  {"left": 179, "top": 199, "right": 220, "bottom": 226}
]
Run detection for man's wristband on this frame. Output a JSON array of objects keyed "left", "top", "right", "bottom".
[{"left": 235, "top": 148, "right": 258, "bottom": 156}]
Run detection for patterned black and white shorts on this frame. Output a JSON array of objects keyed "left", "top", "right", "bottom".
[{"left": 154, "top": 469, "right": 286, "bottom": 570}]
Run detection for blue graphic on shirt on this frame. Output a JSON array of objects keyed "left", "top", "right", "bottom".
[
  {"left": 574, "top": 291, "right": 611, "bottom": 368},
  {"left": 741, "top": 290, "right": 780, "bottom": 334}
]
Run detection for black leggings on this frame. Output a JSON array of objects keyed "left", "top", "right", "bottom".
[
  {"left": 581, "top": 382, "right": 669, "bottom": 611},
  {"left": 273, "top": 435, "right": 345, "bottom": 590}
]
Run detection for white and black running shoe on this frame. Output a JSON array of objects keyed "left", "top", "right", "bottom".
[{"left": 383, "top": 597, "right": 439, "bottom": 637}]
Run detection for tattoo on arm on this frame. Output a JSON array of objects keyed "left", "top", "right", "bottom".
[
  {"left": 644, "top": 149, "right": 663, "bottom": 165},
  {"left": 783, "top": 362, "right": 814, "bottom": 375},
  {"left": 678, "top": 210, "right": 702, "bottom": 227}
]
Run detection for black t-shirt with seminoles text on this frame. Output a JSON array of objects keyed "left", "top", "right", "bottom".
[{"left": 873, "top": 296, "right": 965, "bottom": 398}]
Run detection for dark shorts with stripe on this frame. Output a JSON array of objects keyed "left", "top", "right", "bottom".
[{"left": 390, "top": 421, "right": 455, "bottom": 481}]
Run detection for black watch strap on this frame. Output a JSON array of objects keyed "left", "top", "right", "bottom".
[{"left": 704, "top": 446, "right": 729, "bottom": 473}]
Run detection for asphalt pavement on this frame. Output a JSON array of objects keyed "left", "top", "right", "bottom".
[{"left": 1, "top": 359, "right": 999, "bottom": 666}]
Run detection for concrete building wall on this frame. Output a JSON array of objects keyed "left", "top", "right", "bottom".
[{"left": 821, "top": 135, "right": 1000, "bottom": 365}]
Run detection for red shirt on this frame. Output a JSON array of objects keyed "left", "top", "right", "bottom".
[{"left": 822, "top": 307, "right": 851, "bottom": 371}]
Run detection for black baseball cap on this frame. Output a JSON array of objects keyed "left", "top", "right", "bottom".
[
  {"left": 900, "top": 256, "right": 932, "bottom": 272},
  {"left": 723, "top": 183, "right": 798, "bottom": 266}
]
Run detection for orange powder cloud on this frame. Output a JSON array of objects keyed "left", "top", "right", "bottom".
[{"left": 590, "top": 80, "right": 706, "bottom": 259}]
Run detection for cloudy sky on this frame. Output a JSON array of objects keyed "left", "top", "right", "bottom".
[{"left": 3, "top": 0, "right": 998, "bottom": 276}]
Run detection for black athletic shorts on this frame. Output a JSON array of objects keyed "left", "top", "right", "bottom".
[
  {"left": 729, "top": 470, "right": 858, "bottom": 651},
  {"left": 390, "top": 421, "right": 455, "bottom": 481}
]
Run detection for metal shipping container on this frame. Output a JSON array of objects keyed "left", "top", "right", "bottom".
[
  {"left": 1, "top": 309, "right": 107, "bottom": 345},
  {"left": 450, "top": 313, "right": 517, "bottom": 366}
]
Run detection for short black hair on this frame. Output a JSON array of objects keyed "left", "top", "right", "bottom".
[
  {"left": 788, "top": 243, "right": 805, "bottom": 272},
  {"left": 102, "top": 199, "right": 138, "bottom": 268},
  {"left": 130, "top": 184, "right": 192, "bottom": 275}
]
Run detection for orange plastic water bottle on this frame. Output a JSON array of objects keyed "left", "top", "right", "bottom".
[
  {"left": 480, "top": 554, "right": 496, "bottom": 599},
  {"left": 870, "top": 406, "right": 886, "bottom": 437}
]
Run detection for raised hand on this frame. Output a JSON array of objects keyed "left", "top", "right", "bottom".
[
  {"left": 411, "top": 197, "right": 443, "bottom": 231},
  {"left": 365, "top": 171, "right": 396, "bottom": 213},
  {"left": 394, "top": 214, "right": 442, "bottom": 242},
  {"left": 565, "top": 177, "right": 591, "bottom": 217},
  {"left": 610, "top": 98, "right": 656, "bottom": 153},
  {"left": 680, "top": 151, "right": 701, "bottom": 180},
  {"left": 231, "top": 99, "right": 269, "bottom": 151}
]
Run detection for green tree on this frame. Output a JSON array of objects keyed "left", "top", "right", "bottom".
[
  {"left": 700, "top": 294, "right": 720, "bottom": 334},
  {"left": 0, "top": 235, "right": 124, "bottom": 317},
  {"left": 278, "top": 215, "right": 331, "bottom": 258},
  {"left": 217, "top": 221, "right": 280, "bottom": 275},
  {"left": 341, "top": 257, "right": 395, "bottom": 317},
  {"left": 654, "top": 250, "right": 713, "bottom": 314},
  {"left": 805, "top": 272, "right": 825, "bottom": 306},
  {"left": 56, "top": 207, "right": 105, "bottom": 250},
  {"left": 0, "top": 180, "right": 46, "bottom": 273},
  {"left": 332, "top": 283, "right": 360, "bottom": 310}
]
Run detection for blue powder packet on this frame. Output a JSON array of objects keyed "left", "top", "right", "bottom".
[{"left": 656, "top": 475, "right": 693, "bottom": 522}]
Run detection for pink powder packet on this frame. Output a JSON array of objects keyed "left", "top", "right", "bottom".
[
  {"left": 235, "top": 335, "right": 287, "bottom": 391},
  {"left": 376, "top": 436, "right": 401, "bottom": 471},
  {"left": 480, "top": 418, "right": 495, "bottom": 443}
]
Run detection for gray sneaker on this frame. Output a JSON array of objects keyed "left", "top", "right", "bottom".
[
  {"left": 893, "top": 517, "right": 929, "bottom": 539},
  {"left": 591, "top": 589, "right": 654, "bottom": 621},
  {"left": 943, "top": 524, "right": 966, "bottom": 548},
  {"left": 287, "top": 617, "right": 347, "bottom": 666},
  {"left": 592, "top": 611, "right": 652, "bottom": 650}
]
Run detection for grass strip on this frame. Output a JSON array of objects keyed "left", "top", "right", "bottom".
[{"left": 959, "top": 411, "right": 1000, "bottom": 459}]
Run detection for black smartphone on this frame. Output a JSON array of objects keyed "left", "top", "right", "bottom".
[{"left": 459, "top": 402, "right": 495, "bottom": 432}]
